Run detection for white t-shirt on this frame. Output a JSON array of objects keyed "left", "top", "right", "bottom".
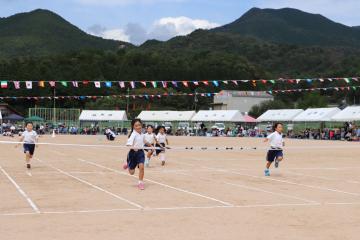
[
  {"left": 156, "top": 133, "right": 167, "bottom": 144},
  {"left": 22, "top": 130, "right": 38, "bottom": 144},
  {"left": 126, "top": 131, "right": 144, "bottom": 148},
  {"left": 144, "top": 133, "right": 155, "bottom": 145},
  {"left": 267, "top": 131, "right": 283, "bottom": 149}
]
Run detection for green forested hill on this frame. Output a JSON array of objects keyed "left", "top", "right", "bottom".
[{"left": 0, "top": 9, "right": 131, "bottom": 57}]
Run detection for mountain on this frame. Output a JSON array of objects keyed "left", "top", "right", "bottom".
[
  {"left": 0, "top": 9, "right": 131, "bottom": 57},
  {"left": 212, "top": 8, "right": 360, "bottom": 47}
]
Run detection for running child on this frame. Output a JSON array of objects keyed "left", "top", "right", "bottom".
[
  {"left": 263, "top": 123, "right": 284, "bottom": 176},
  {"left": 156, "top": 126, "right": 169, "bottom": 166},
  {"left": 105, "top": 128, "right": 116, "bottom": 141},
  {"left": 16, "top": 122, "right": 39, "bottom": 169},
  {"left": 144, "top": 125, "right": 157, "bottom": 167},
  {"left": 124, "top": 119, "right": 146, "bottom": 190}
]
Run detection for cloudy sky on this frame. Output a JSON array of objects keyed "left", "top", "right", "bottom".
[{"left": 1, "top": 0, "right": 360, "bottom": 45}]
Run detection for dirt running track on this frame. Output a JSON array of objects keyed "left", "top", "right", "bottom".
[{"left": 0, "top": 135, "right": 359, "bottom": 240}]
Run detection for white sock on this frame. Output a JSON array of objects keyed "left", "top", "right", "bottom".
[{"left": 138, "top": 180, "right": 143, "bottom": 184}]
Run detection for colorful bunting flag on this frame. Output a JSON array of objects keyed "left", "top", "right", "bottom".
[
  {"left": 25, "top": 81, "right": 32, "bottom": 89},
  {"left": 232, "top": 80, "right": 238, "bottom": 85},
  {"left": 162, "top": 81, "right": 167, "bottom": 88},
  {"left": 72, "top": 81, "right": 79, "bottom": 88},
  {"left": 171, "top": 81, "right": 178, "bottom": 88},
  {"left": 182, "top": 81, "right": 189, "bottom": 87},
  {"left": 49, "top": 81, "right": 56, "bottom": 87},
  {"left": 94, "top": 81, "right": 101, "bottom": 88},
  {"left": 61, "top": 81, "right": 68, "bottom": 87},
  {"left": 38, "top": 81, "right": 45, "bottom": 88},
  {"left": 105, "top": 82, "right": 112, "bottom": 88},
  {"left": 130, "top": 81, "right": 135, "bottom": 88},
  {"left": 119, "top": 81, "right": 125, "bottom": 88},
  {"left": 1, "top": 81, "right": 7, "bottom": 89},
  {"left": 14, "top": 81, "right": 20, "bottom": 89},
  {"left": 213, "top": 80, "right": 219, "bottom": 87},
  {"left": 151, "top": 81, "right": 157, "bottom": 88}
]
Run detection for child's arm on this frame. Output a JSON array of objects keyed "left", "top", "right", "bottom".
[
  {"left": 263, "top": 138, "right": 269, "bottom": 143},
  {"left": 166, "top": 136, "right": 169, "bottom": 145}
]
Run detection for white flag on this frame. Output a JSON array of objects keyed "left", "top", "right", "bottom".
[
  {"left": 26, "top": 81, "right": 33, "bottom": 89},
  {"left": 72, "top": 81, "right": 79, "bottom": 87},
  {"left": 119, "top": 81, "right": 125, "bottom": 88},
  {"left": 14, "top": 81, "right": 20, "bottom": 89},
  {"left": 94, "top": 81, "right": 101, "bottom": 88}
]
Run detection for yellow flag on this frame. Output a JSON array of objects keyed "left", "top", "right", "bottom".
[{"left": 39, "top": 81, "right": 45, "bottom": 88}]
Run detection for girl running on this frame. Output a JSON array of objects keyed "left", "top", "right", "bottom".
[
  {"left": 124, "top": 119, "right": 146, "bottom": 190},
  {"left": 263, "top": 123, "right": 284, "bottom": 176},
  {"left": 144, "top": 125, "right": 157, "bottom": 167},
  {"left": 16, "top": 122, "right": 39, "bottom": 169},
  {"left": 156, "top": 126, "right": 169, "bottom": 166}
]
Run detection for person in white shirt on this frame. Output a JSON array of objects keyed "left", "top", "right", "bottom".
[
  {"left": 124, "top": 119, "right": 146, "bottom": 190},
  {"left": 105, "top": 128, "right": 116, "bottom": 141},
  {"left": 263, "top": 123, "right": 285, "bottom": 176},
  {"left": 144, "top": 125, "right": 157, "bottom": 167},
  {"left": 156, "top": 126, "right": 169, "bottom": 166},
  {"left": 16, "top": 122, "right": 39, "bottom": 169}
]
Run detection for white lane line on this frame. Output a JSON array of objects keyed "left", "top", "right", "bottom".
[
  {"left": 175, "top": 171, "right": 318, "bottom": 204},
  {"left": 36, "top": 158, "right": 143, "bottom": 209},
  {"left": 283, "top": 170, "right": 360, "bottom": 185},
  {"left": 78, "top": 158, "right": 233, "bottom": 207},
  {"left": 0, "top": 165, "right": 40, "bottom": 214},
  {"left": 211, "top": 168, "right": 360, "bottom": 197}
]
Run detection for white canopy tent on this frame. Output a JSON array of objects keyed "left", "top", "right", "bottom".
[
  {"left": 257, "top": 109, "right": 303, "bottom": 122},
  {"left": 0, "top": 111, "right": 2, "bottom": 120},
  {"left": 331, "top": 106, "right": 360, "bottom": 122},
  {"left": 191, "top": 110, "right": 245, "bottom": 122},
  {"left": 137, "top": 111, "right": 196, "bottom": 122},
  {"left": 79, "top": 110, "right": 128, "bottom": 121},
  {"left": 293, "top": 108, "right": 341, "bottom": 122}
]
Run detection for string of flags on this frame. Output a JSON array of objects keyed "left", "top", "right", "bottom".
[
  {"left": 0, "top": 77, "right": 359, "bottom": 89},
  {"left": 0, "top": 85, "right": 359, "bottom": 101}
]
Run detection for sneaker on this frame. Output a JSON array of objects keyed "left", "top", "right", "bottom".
[
  {"left": 264, "top": 169, "right": 270, "bottom": 176},
  {"left": 275, "top": 159, "right": 279, "bottom": 168},
  {"left": 138, "top": 182, "right": 145, "bottom": 190},
  {"left": 27, "top": 164, "right": 31, "bottom": 169},
  {"left": 161, "top": 161, "right": 165, "bottom": 166}
]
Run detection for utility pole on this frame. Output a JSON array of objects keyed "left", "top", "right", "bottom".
[
  {"left": 194, "top": 89, "right": 198, "bottom": 111},
  {"left": 53, "top": 87, "right": 56, "bottom": 125},
  {"left": 126, "top": 87, "right": 130, "bottom": 114}
]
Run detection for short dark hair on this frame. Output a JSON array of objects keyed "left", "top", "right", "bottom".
[
  {"left": 25, "top": 122, "right": 33, "bottom": 127},
  {"left": 273, "top": 123, "right": 283, "bottom": 131},
  {"left": 147, "top": 125, "right": 154, "bottom": 129}
]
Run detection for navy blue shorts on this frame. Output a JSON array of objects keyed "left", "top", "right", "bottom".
[
  {"left": 266, "top": 149, "right": 283, "bottom": 162},
  {"left": 23, "top": 143, "right": 35, "bottom": 156},
  {"left": 127, "top": 150, "right": 145, "bottom": 170},
  {"left": 156, "top": 143, "right": 165, "bottom": 155}
]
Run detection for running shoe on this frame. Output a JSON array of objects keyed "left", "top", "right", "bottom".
[
  {"left": 27, "top": 164, "right": 31, "bottom": 169},
  {"left": 161, "top": 161, "right": 165, "bottom": 166},
  {"left": 264, "top": 169, "right": 270, "bottom": 176},
  {"left": 138, "top": 182, "right": 145, "bottom": 190},
  {"left": 275, "top": 159, "right": 279, "bottom": 168}
]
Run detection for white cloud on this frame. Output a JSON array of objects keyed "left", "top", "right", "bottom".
[
  {"left": 88, "top": 16, "right": 219, "bottom": 44},
  {"left": 256, "top": 0, "right": 360, "bottom": 26}
]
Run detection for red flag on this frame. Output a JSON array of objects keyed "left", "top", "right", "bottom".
[
  {"left": 141, "top": 81, "right": 147, "bottom": 87},
  {"left": 82, "top": 80, "right": 89, "bottom": 85},
  {"left": 202, "top": 80, "right": 209, "bottom": 86},
  {"left": 182, "top": 81, "right": 189, "bottom": 87}
]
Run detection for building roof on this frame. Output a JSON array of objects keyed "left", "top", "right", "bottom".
[
  {"left": 137, "top": 111, "right": 196, "bottom": 121},
  {"left": 331, "top": 106, "right": 360, "bottom": 121},
  {"left": 293, "top": 108, "right": 341, "bottom": 122},
  {"left": 79, "top": 110, "right": 128, "bottom": 121},
  {"left": 191, "top": 110, "right": 245, "bottom": 122},
  {"left": 257, "top": 109, "right": 304, "bottom": 122}
]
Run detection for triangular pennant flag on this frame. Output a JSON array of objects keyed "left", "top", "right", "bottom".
[
  {"left": 172, "top": 81, "right": 178, "bottom": 88},
  {"left": 14, "top": 81, "right": 20, "bottom": 89},
  {"left": 25, "top": 81, "right": 33, "bottom": 89},
  {"left": 119, "top": 81, "right": 125, "bottom": 88},
  {"left": 352, "top": 78, "right": 359, "bottom": 82},
  {"left": 328, "top": 78, "right": 333, "bottom": 82},
  {"left": 38, "top": 81, "right": 45, "bottom": 88},
  {"left": 193, "top": 81, "right": 199, "bottom": 86},
  {"left": 94, "top": 81, "right": 101, "bottom": 88},
  {"left": 319, "top": 78, "right": 325, "bottom": 82},
  {"left": 151, "top": 81, "right": 157, "bottom": 88},
  {"left": 182, "top": 81, "right": 189, "bottom": 87},
  {"left": 141, "top": 81, "right": 147, "bottom": 87},
  {"left": 105, "top": 81, "right": 112, "bottom": 88},
  {"left": 251, "top": 80, "right": 256, "bottom": 87},
  {"left": 130, "top": 81, "right": 135, "bottom": 88},
  {"left": 261, "top": 80, "right": 267, "bottom": 84},
  {"left": 213, "top": 80, "right": 219, "bottom": 87},
  {"left": 232, "top": 80, "right": 238, "bottom": 85},
  {"left": 222, "top": 80, "right": 228, "bottom": 85},
  {"left": 61, "top": 81, "right": 68, "bottom": 87},
  {"left": 202, "top": 80, "right": 209, "bottom": 86},
  {"left": 162, "top": 81, "right": 167, "bottom": 88},
  {"left": 269, "top": 80, "right": 276, "bottom": 84},
  {"left": 0, "top": 81, "right": 7, "bottom": 89},
  {"left": 82, "top": 80, "right": 89, "bottom": 85},
  {"left": 72, "top": 81, "right": 79, "bottom": 87},
  {"left": 49, "top": 81, "right": 56, "bottom": 87},
  {"left": 343, "top": 78, "right": 350, "bottom": 83}
]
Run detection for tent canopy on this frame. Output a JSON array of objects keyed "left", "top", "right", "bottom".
[
  {"left": 257, "top": 109, "right": 303, "bottom": 122},
  {"left": 293, "top": 108, "right": 340, "bottom": 122},
  {"left": 331, "top": 106, "right": 360, "bottom": 122},
  {"left": 191, "top": 110, "right": 245, "bottom": 122},
  {"left": 79, "top": 110, "right": 128, "bottom": 121},
  {"left": 0, "top": 111, "right": 2, "bottom": 120},
  {"left": 137, "top": 111, "right": 195, "bottom": 122},
  {"left": 243, "top": 115, "right": 256, "bottom": 123},
  {"left": 3, "top": 113, "right": 24, "bottom": 121}
]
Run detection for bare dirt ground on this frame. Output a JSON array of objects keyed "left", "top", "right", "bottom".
[{"left": 0, "top": 135, "right": 359, "bottom": 240}]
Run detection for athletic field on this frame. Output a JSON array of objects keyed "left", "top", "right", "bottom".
[{"left": 0, "top": 135, "right": 359, "bottom": 240}]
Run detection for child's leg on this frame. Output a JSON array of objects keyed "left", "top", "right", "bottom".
[
  {"left": 129, "top": 169, "right": 135, "bottom": 175},
  {"left": 25, "top": 152, "right": 31, "bottom": 163},
  {"left": 266, "top": 161, "right": 272, "bottom": 169},
  {"left": 160, "top": 153, "right": 165, "bottom": 166},
  {"left": 277, "top": 156, "right": 283, "bottom": 162},
  {"left": 138, "top": 163, "right": 144, "bottom": 181}
]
